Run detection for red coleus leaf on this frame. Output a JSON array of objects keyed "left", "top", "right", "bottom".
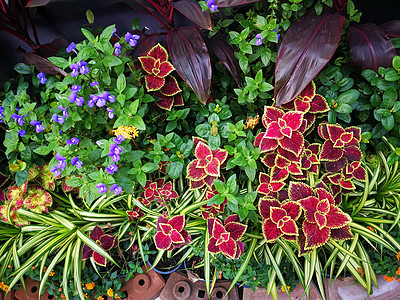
[
  {"left": 195, "top": 141, "right": 213, "bottom": 160},
  {"left": 343, "top": 146, "right": 362, "bottom": 162},
  {"left": 82, "top": 245, "right": 93, "bottom": 260},
  {"left": 186, "top": 160, "right": 207, "bottom": 181},
  {"left": 189, "top": 178, "right": 206, "bottom": 189},
  {"left": 259, "top": 137, "right": 279, "bottom": 153},
  {"left": 168, "top": 215, "right": 185, "bottom": 232},
  {"left": 288, "top": 182, "right": 313, "bottom": 202},
  {"left": 205, "top": 158, "right": 221, "bottom": 177},
  {"left": 148, "top": 44, "right": 169, "bottom": 62},
  {"left": 262, "top": 219, "right": 283, "bottom": 242},
  {"left": 309, "top": 94, "right": 330, "bottom": 114},
  {"left": 160, "top": 76, "right": 181, "bottom": 96},
  {"left": 282, "top": 111, "right": 304, "bottom": 131},
  {"left": 93, "top": 252, "right": 107, "bottom": 266},
  {"left": 303, "top": 221, "right": 331, "bottom": 250},
  {"left": 225, "top": 214, "right": 240, "bottom": 224},
  {"left": 139, "top": 56, "right": 157, "bottom": 74},
  {"left": 320, "top": 141, "right": 344, "bottom": 162},
  {"left": 262, "top": 106, "right": 284, "bottom": 127},
  {"left": 279, "top": 130, "right": 304, "bottom": 157},
  {"left": 99, "top": 234, "right": 117, "bottom": 251},
  {"left": 271, "top": 167, "right": 289, "bottom": 182},
  {"left": 257, "top": 173, "right": 285, "bottom": 196},
  {"left": 299, "top": 81, "right": 316, "bottom": 99},
  {"left": 212, "top": 148, "right": 228, "bottom": 164},
  {"left": 299, "top": 196, "right": 319, "bottom": 223},
  {"left": 274, "top": 9, "right": 344, "bottom": 106},
  {"left": 145, "top": 74, "right": 165, "bottom": 91},
  {"left": 265, "top": 122, "right": 284, "bottom": 139},
  {"left": 90, "top": 225, "right": 104, "bottom": 241},
  {"left": 258, "top": 197, "right": 280, "bottom": 219},
  {"left": 154, "top": 92, "right": 174, "bottom": 111},
  {"left": 325, "top": 206, "right": 351, "bottom": 229},
  {"left": 218, "top": 237, "right": 237, "bottom": 259},
  {"left": 208, "top": 237, "right": 221, "bottom": 253},
  {"left": 330, "top": 225, "right": 353, "bottom": 241},
  {"left": 282, "top": 201, "right": 302, "bottom": 221},
  {"left": 170, "top": 230, "right": 185, "bottom": 244},
  {"left": 225, "top": 221, "right": 247, "bottom": 240},
  {"left": 155, "top": 231, "right": 172, "bottom": 250},
  {"left": 174, "top": 93, "right": 184, "bottom": 106}
]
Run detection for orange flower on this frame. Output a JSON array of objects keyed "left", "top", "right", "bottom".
[
  {"left": 384, "top": 275, "right": 395, "bottom": 282},
  {"left": 61, "top": 294, "right": 66, "bottom": 300},
  {"left": 396, "top": 267, "right": 400, "bottom": 276},
  {"left": 280, "top": 285, "right": 290, "bottom": 291},
  {"left": 367, "top": 226, "right": 374, "bottom": 232},
  {"left": 397, "top": 252, "right": 400, "bottom": 260},
  {"left": 84, "top": 293, "right": 88, "bottom": 298},
  {"left": 97, "top": 296, "right": 104, "bottom": 300},
  {"left": 85, "top": 282, "right": 95, "bottom": 290},
  {"left": 49, "top": 270, "right": 55, "bottom": 276}
]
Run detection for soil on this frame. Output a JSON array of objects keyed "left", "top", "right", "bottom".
[{"left": 185, "top": 255, "right": 215, "bottom": 280}]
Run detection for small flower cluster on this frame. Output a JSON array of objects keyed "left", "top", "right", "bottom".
[
  {"left": 95, "top": 183, "right": 122, "bottom": 195},
  {"left": 206, "top": 0, "right": 218, "bottom": 12},
  {"left": 70, "top": 60, "right": 89, "bottom": 77}
]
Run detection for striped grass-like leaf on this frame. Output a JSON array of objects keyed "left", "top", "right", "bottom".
[
  {"left": 265, "top": 245, "right": 289, "bottom": 298},
  {"left": 63, "top": 242, "right": 74, "bottom": 300},
  {"left": 77, "top": 229, "right": 118, "bottom": 266},
  {"left": 73, "top": 240, "right": 85, "bottom": 300},
  {"left": 333, "top": 235, "right": 360, "bottom": 279},
  {"left": 314, "top": 256, "right": 326, "bottom": 300},
  {"left": 276, "top": 239, "right": 305, "bottom": 287},
  {"left": 303, "top": 250, "right": 317, "bottom": 294},
  {"left": 204, "top": 227, "right": 210, "bottom": 298},
  {"left": 352, "top": 164, "right": 371, "bottom": 216},
  {"left": 12, "top": 240, "right": 26, "bottom": 293},
  {"left": 351, "top": 222, "right": 396, "bottom": 252}
]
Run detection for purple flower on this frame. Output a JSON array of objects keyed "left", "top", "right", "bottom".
[
  {"left": 51, "top": 166, "right": 61, "bottom": 177},
  {"left": 111, "top": 184, "right": 122, "bottom": 195},
  {"left": 58, "top": 105, "right": 69, "bottom": 118},
  {"left": 96, "top": 183, "right": 108, "bottom": 194},
  {"left": 96, "top": 97, "right": 106, "bottom": 107},
  {"left": 274, "top": 29, "right": 280, "bottom": 41},
  {"left": 108, "top": 94, "right": 115, "bottom": 103},
  {"left": 113, "top": 135, "right": 125, "bottom": 144},
  {"left": 37, "top": 72, "right": 47, "bottom": 84},
  {"left": 78, "top": 60, "right": 89, "bottom": 75},
  {"left": 255, "top": 33, "right": 263, "bottom": 46},
  {"left": 113, "top": 28, "right": 120, "bottom": 39},
  {"left": 70, "top": 63, "right": 79, "bottom": 77},
  {"left": 69, "top": 91, "right": 78, "bottom": 103},
  {"left": 112, "top": 154, "right": 120, "bottom": 162},
  {"left": 207, "top": 0, "right": 218, "bottom": 11},
  {"left": 71, "top": 156, "right": 83, "bottom": 168},
  {"left": 30, "top": 120, "right": 44, "bottom": 133},
  {"left": 106, "top": 108, "right": 114, "bottom": 119},
  {"left": 114, "top": 42, "right": 122, "bottom": 56},
  {"left": 66, "top": 42, "right": 76, "bottom": 53},
  {"left": 12, "top": 114, "right": 24, "bottom": 126},
  {"left": 66, "top": 137, "right": 80, "bottom": 145},
  {"left": 52, "top": 114, "right": 65, "bottom": 124},
  {"left": 109, "top": 143, "right": 122, "bottom": 156},
  {"left": 76, "top": 97, "right": 85, "bottom": 106},
  {"left": 125, "top": 32, "right": 140, "bottom": 47},
  {"left": 55, "top": 153, "right": 66, "bottom": 161},
  {"left": 105, "top": 164, "right": 118, "bottom": 175},
  {"left": 90, "top": 81, "right": 99, "bottom": 87},
  {"left": 71, "top": 85, "right": 81, "bottom": 92},
  {"left": 18, "top": 129, "right": 26, "bottom": 137}
]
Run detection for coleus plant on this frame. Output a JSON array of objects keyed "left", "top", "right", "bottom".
[
  {"left": 154, "top": 215, "right": 191, "bottom": 250},
  {"left": 121, "top": 0, "right": 254, "bottom": 104},
  {"left": 137, "top": 178, "right": 179, "bottom": 206},
  {"left": 137, "top": 44, "right": 184, "bottom": 110},
  {"left": 207, "top": 215, "right": 247, "bottom": 259},
  {"left": 186, "top": 139, "right": 228, "bottom": 189}
]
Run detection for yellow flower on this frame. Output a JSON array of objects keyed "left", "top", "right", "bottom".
[
  {"left": 97, "top": 296, "right": 104, "bottom": 300},
  {"left": 280, "top": 285, "right": 290, "bottom": 291},
  {"left": 107, "top": 288, "right": 114, "bottom": 297},
  {"left": 85, "top": 282, "right": 95, "bottom": 290},
  {"left": 84, "top": 293, "right": 88, "bottom": 298},
  {"left": 243, "top": 115, "right": 260, "bottom": 130},
  {"left": 49, "top": 270, "right": 55, "bottom": 276},
  {"left": 3, "top": 285, "right": 8, "bottom": 292},
  {"left": 113, "top": 125, "right": 139, "bottom": 139}
]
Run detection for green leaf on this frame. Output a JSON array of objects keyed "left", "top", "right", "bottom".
[
  {"left": 14, "top": 63, "right": 32, "bottom": 74},
  {"left": 117, "top": 73, "right": 127, "bottom": 93},
  {"left": 15, "top": 169, "right": 28, "bottom": 186},
  {"left": 103, "top": 55, "right": 122, "bottom": 67},
  {"left": 81, "top": 28, "right": 96, "bottom": 43},
  {"left": 362, "top": 69, "right": 378, "bottom": 82},
  {"left": 66, "top": 177, "right": 84, "bottom": 188},
  {"left": 226, "top": 174, "right": 237, "bottom": 194},
  {"left": 168, "top": 161, "right": 183, "bottom": 179},
  {"left": 245, "top": 165, "right": 256, "bottom": 181},
  {"left": 47, "top": 57, "right": 69, "bottom": 69},
  {"left": 131, "top": 116, "right": 145, "bottom": 130},
  {"left": 137, "top": 172, "right": 146, "bottom": 186},
  {"left": 213, "top": 179, "right": 225, "bottom": 194},
  {"left": 129, "top": 100, "right": 139, "bottom": 115},
  {"left": 381, "top": 115, "right": 395, "bottom": 131},
  {"left": 100, "top": 25, "right": 115, "bottom": 43},
  {"left": 114, "top": 115, "right": 130, "bottom": 128},
  {"left": 33, "top": 145, "right": 51, "bottom": 155},
  {"left": 142, "top": 163, "right": 158, "bottom": 173},
  {"left": 382, "top": 87, "right": 398, "bottom": 108},
  {"left": 335, "top": 103, "right": 352, "bottom": 113},
  {"left": 336, "top": 89, "right": 360, "bottom": 105},
  {"left": 393, "top": 56, "right": 400, "bottom": 70},
  {"left": 88, "top": 171, "right": 103, "bottom": 181}
]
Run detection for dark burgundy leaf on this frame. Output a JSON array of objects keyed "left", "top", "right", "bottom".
[
  {"left": 170, "top": 0, "right": 211, "bottom": 30},
  {"left": 333, "top": 0, "right": 348, "bottom": 14},
  {"left": 167, "top": 27, "right": 211, "bottom": 104},
  {"left": 379, "top": 20, "right": 400, "bottom": 38},
  {"left": 205, "top": 34, "right": 241, "bottom": 85},
  {"left": 348, "top": 23, "right": 397, "bottom": 72},
  {"left": 129, "top": 31, "right": 158, "bottom": 60},
  {"left": 121, "top": 0, "right": 155, "bottom": 15},
  {"left": 214, "top": 0, "right": 260, "bottom": 8},
  {"left": 36, "top": 38, "right": 70, "bottom": 57},
  {"left": 274, "top": 9, "right": 344, "bottom": 106},
  {"left": 23, "top": 53, "right": 67, "bottom": 76},
  {"left": 26, "top": 0, "right": 50, "bottom": 7}
]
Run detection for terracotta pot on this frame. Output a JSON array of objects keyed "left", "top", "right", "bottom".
[
  {"left": 14, "top": 278, "right": 51, "bottom": 300},
  {"left": 0, "top": 289, "right": 15, "bottom": 300},
  {"left": 242, "top": 281, "right": 323, "bottom": 300},
  {"left": 324, "top": 275, "right": 400, "bottom": 300},
  {"left": 159, "top": 271, "right": 239, "bottom": 300}
]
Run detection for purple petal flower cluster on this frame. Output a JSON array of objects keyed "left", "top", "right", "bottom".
[
  {"left": 69, "top": 85, "right": 82, "bottom": 103},
  {"left": 96, "top": 183, "right": 108, "bottom": 194},
  {"left": 274, "top": 29, "right": 280, "bottom": 41},
  {"left": 11, "top": 113, "right": 24, "bottom": 126},
  {"left": 58, "top": 105, "right": 69, "bottom": 118},
  {"left": 66, "top": 137, "right": 80, "bottom": 145},
  {"left": 0, "top": 106, "right": 4, "bottom": 123},
  {"left": 125, "top": 32, "right": 140, "bottom": 47},
  {"left": 88, "top": 91, "right": 115, "bottom": 108},
  {"left": 111, "top": 184, "right": 122, "bottom": 195},
  {"left": 113, "top": 135, "right": 125, "bottom": 144},
  {"left": 71, "top": 156, "right": 83, "bottom": 168},
  {"left": 37, "top": 72, "right": 47, "bottom": 84},
  {"left": 30, "top": 120, "right": 44, "bottom": 133},
  {"left": 70, "top": 60, "right": 89, "bottom": 77},
  {"left": 105, "top": 163, "right": 118, "bottom": 175},
  {"left": 113, "top": 28, "right": 120, "bottom": 39},
  {"left": 109, "top": 143, "right": 122, "bottom": 162},
  {"left": 90, "top": 81, "right": 99, "bottom": 87},
  {"left": 18, "top": 129, "right": 26, "bottom": 137},
  {"left": 255, "top": 33, "right": 264, "bottom": 46},
  {"left": 207, "top": 0, "right": 218, "bottom": 12}
]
